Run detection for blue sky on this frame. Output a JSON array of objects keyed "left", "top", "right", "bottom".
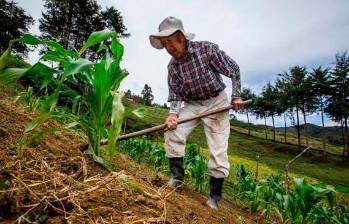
[{"left": 15, "top": 0, "right": 349, "bottom": 127}]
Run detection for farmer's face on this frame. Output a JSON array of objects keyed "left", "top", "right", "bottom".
[{"left": 159, "top": 32, "right": 187, "bottom": 59}]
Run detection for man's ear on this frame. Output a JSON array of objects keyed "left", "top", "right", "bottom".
[{"left": 177, "top": 32, "right": 186, "bottom": 42}]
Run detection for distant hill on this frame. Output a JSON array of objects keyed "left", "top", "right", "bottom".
[
  {"left": 231, "top": 119, "right": 343, "bottom": 145},
  {"left": 276, "top": 123, "right": 341, "bottom": 138}
]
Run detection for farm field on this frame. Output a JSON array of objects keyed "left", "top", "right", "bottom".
[
  {"left": 0, "top": 86, "right": 254, "bottom": 224},
  {"left": 125, "top": 100, "right": 349, "bottom": 189}
]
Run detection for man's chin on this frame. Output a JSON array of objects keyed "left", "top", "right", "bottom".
[{"left": 172, "top": 53, "right": 184, "bottom": 60}]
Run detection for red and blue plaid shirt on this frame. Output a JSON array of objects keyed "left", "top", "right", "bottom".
[{"left": 167, "top": 41, "right": 241, "bottom": 102}]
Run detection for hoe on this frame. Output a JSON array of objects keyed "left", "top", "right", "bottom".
[{"left": 100, "top": 99, "right": 252, "bottom": 144}]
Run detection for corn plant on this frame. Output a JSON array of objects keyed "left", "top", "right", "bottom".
[
  {"left": 184, "top": 144, "right": 208, "bottom": 192},
  {"left": 148, "top": 143, "right": 167, "bottom": 171},
  {"left": 231, "top": 164, "right": 349, "bottom": 223},
  {"left": 121, "top": 138, "right": 208, "bottom": 192},
  {"left": 285, "top": 178, "right": 337, "bottom": 223},
  {"left": 14, "top": 86, "right": 41, "bottom": 112},
  {"left": 0, "top": 30, "right": 130, "bottom": 166}
]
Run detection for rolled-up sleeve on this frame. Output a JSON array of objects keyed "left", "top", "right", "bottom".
[
  {"left": 167, "top": 64, "right": 183, "bottom": 102},
  {"left": 208, "top": 43, "right": 241, "bottom": 98}
]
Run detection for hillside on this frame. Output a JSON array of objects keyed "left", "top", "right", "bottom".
[
  {"left": 276, "top": 123, "right": 342, "bottom": 144},
  {"left": 124, "top": 100, "right": 349, "bottom": 189},
  {"left": 232, "top": 119, "right": 343, "bottom": 146},
  {"left": 0, "top": 87, "right": 254, "bottom": 223}
]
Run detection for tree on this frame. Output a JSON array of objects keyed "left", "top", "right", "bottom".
[
  {"left": 326, "top": 52, "right": 349, "bottom": 159},
  {"left": 260, "top": 82, "right": 279, "bottom": 141},
  {"left": 125, "top": 89, "right": 132, "bottom": 98},
  {"left": 275, "top": 78, "right": 292, "bottom": 144},
  {"left": 39, "top": 0, "right": 129, "bottom": 59},
  {"left": 141, "top": 84, "right": 154, "bottom": 106},
  {"left": 239, "top": 88, "right": 256, "bottom": 136},
  {"left": 279, "top": 66, "right": 313, "bottom": 147},
  {"left": 309, "top": 66, "right": 330, "bottom": 155},
  {"left": 253, "top": 96, "right": 268, "bottom": 140},
  {"left": 0, "top": 0, "right": 34, "bottom": 56}
]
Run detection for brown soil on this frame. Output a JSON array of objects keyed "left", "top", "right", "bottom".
[{"left": 0, "top": 88, "right": 255, "bottom": 224}]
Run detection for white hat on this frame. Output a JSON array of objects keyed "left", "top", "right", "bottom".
[{"left": 149, "top": 16, "right": 195, "bottom": 49}]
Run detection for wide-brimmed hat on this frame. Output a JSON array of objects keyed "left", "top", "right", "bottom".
[{"left": 149, "top": 16, "right": 195, "bottom": 49}]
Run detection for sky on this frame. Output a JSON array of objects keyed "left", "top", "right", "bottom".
[{"left": 15, "top": 0, "right": 349, "bottom": 127}]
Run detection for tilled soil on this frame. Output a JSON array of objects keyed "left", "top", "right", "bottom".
[{"left": 0, "top": 88, "right": 254, "bottom": 224}]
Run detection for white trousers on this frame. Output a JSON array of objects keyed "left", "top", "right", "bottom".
[{"left": 165, "top": 91, "right": 230, "bottom": 178}]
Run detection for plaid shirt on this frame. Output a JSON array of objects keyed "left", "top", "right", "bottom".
[{"left": 167, "top": 41, "right": 241, "bottom": 102}]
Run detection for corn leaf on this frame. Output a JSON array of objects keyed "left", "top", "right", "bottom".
[
  {"left": 64, "top": 50, "right": 80, "bottom": 59},
  {"left": 24, "top": 112, "right": 53, "bottom": 133},
  {"left": 0, "top": 68, "right": 28, "bottom": 84},
  {"left": 62, "top": 58, "right": 93, "bottom": 80},
  {"left": 0, "top": 39, "right": 18, "bottom": 70},
  {"left": 19, "top": 34, "right": 42, "bottom": 45},
  {"left": 38, "top": 91, "right": 59, "bottom": 114},
  {"left": 45, "top": 41, "right": 65, "bottom": 53},
  {"left": 30, "top": 128, "right": 57, "bottom": 143},
  {"left": 132, "top": 107, "right": 145, "bottom": 118},
  {"left": 294, "top": 178, "right": 305, "bottom": 193},
  {"left": 79, "top": 29, "right": 115, "bottom": 55},
  {"left": 97, "top": 44, "right": 108, "bottom": 53},
  {"left": 41, "top": 51, "right": 64, "bottom": 62},
  {"left": 64, "top": 121, "right": 80, "bottom": 129},
  {"left": 335, "top": 185, "right": 349, "bottom": 193},
  {"left": 24, "top": 91, "right": 59, "bottom": 133},
  {"left": 110, "top": 34, "right": 124, "bottom": 66},
  {"left": 108, "top": 92, "right": 124, "bottom": 157}
]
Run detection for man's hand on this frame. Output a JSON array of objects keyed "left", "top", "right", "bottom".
[
  {"left": 231, "top": 97, "right": 245, "bottom": 110},
  {"left": 165, "top": 113, "right": 178, "bottom": 130}
]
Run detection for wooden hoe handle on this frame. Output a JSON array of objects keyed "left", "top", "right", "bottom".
[{"left": 101, "top": 99, "right": 252, "bottom": 144}]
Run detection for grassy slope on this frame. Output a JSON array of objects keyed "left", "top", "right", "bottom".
[
  {"left": 232, "top": 124, "right": 343, "bottom": 156},
  {"left": 125, "top": 100, "right": 349, "bottom": 189}
]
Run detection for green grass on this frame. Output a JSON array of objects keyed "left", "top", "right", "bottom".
[{"left": 232, "top": 125, "right": 344, "bottom": 156}]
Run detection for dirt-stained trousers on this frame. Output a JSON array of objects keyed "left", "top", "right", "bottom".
[{"left": 165, "top": 91, "right": 230, "bottom": 178}]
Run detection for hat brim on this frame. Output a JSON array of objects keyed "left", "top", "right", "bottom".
[{"left": 149, "top": 28, "right": 195, "bottom": 49}]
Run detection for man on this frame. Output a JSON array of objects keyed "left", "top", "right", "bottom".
[{"left": 149, "top": 16, "right": 244, "bottom": 210}]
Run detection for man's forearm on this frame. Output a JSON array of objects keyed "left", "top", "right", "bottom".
[
  {"left": 231, "top": 71, "right": 241, "bottom": 98},
  {"left": 169, "top": 101, "right": 182, "bottom": 114}
]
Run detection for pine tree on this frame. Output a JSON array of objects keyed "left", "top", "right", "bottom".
[
  {"left": 260, "top": 82, "right": 279, "bottom": 141},
  {"left": 326, "top": 52, "right": 349, "bottom": 159},
  {"left": 239, "top": 88, "right": 256, "bottom": 136},
  {"left": 0, "top": 0, "right": 34, "bottom": 56},
  {"left": 279, "top": 66, "right": 314, "bottom": 147},
  {"left": 253, "top": 96, "right": 268, "bottom": 140},
  {"left": 39, "top": 0, "right": 129, "bottom": 58},
  {"left": 309, "top": 66, "right": 330, "bottom": 155},
  {"left": 275, "top": 78, "right": 291, "bottom": 144},
  {"left": 141, "top": 84, "right": 154, "bottom": 106}
]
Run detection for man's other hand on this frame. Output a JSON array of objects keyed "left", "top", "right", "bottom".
[
  {"left": 231, "top": 97, "right": 245, "bottom": 110},
  {"left": 165, "top": 113, "right": 178, "bottom": 130}
]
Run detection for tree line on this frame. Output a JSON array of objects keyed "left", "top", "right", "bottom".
[
  {"left": 0, "top": 0, "right": 128, "bottom": 59},
  {"left": 240, "top": 52, "right": 349, "bottom": 160},
  {"left": 0, "top": 0, "right": 129, "bottom": 107}
]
